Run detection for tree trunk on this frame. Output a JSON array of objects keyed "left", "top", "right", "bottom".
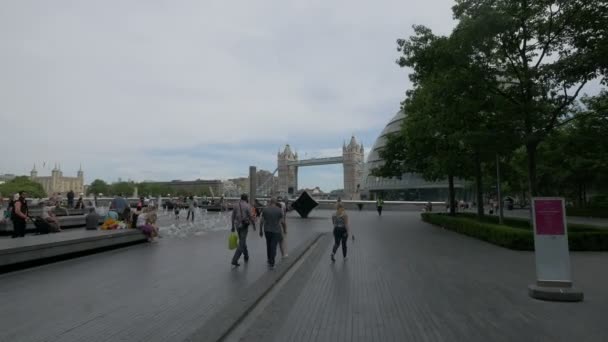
[
  {"left": 526, "top": 142, "right": 539, "bottom": 197},
  {"left": 448, "top": 173, "right": 456, "bottom": 216},
  {"left": 475, "top": 154, "right": 484, "bottom": 217}
]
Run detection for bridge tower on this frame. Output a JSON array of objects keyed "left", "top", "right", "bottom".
[
  {"left": 343, "top": 136, "right": 364, "bottom": 199},
  {"left": 278, "top": 145, "right": 298, "bottom": 197}
]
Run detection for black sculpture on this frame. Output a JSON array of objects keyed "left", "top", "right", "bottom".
[{"left": 291, "top": 191, "right": 318, "bottom": 218}]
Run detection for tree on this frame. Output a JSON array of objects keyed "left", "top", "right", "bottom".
[
  {"left": 452, "top": 0, "right": 608, "bottom": 196},
  {"left": 0, "top": 176, "right": 46, "bottom": 198},
  {"left": 110, "top": 182, "right": 135, "bottom": 197},
  {"left": 377, "top": 26, "right": 515, "bottom": 216},
  {"left": 87, "top": 179, "right": 109, "bottom": 196}
]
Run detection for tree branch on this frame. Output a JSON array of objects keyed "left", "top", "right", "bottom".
[{"left": 544, "top": 80, "right": 587, "bottom": 134}]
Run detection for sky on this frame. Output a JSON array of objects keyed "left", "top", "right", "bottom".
[{"left": 0, "top": 0, "right": 514, "bottom": 191}]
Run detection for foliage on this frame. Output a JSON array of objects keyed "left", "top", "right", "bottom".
[
  {"left": 137, "top": 183, "right": 173, "bottom": 197},
  {"left": 452, "top": 0, "right": 608, "bottom": 195},
  {"left": 421, "top": 213, "right": 608, "bottom": 251},
  {"left": 110, "top": 182, "right": 135, "bottom": 197},
  {"left": 566, "top": 207, "right": 608, "bottom": 219},
  {"left": 0, "top": 176, "right": 46, "bottom": 198},
  {"left": 87, "top": 179, "right": 110, "bottom": 196}
]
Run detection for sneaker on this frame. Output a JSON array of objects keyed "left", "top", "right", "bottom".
[
  {"left": 244, "top": 256, "right": 249, "bottom": 263},
  {"left": 282, "top": 254, "right": 289, "bottom": 259},
  {"left": 331, "top": 253, "right": 335, "bottom": 262},
  {"left": 231, "top": 262, "right": 240, "bottom": 267}
]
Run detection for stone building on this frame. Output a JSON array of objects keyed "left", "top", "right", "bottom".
[
  {"left": 278, "top": 145, "right": 298, "bottom": 196},
  {"left": 342, "top": 136, "right": 365, "bottom": 199},
  {"left": 30, "top": 164, "right": 85, "bottom": 196}
]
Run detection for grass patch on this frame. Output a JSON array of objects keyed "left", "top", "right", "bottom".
[{"left": 421, "top": 213, "right": 608, "bottom": 251}]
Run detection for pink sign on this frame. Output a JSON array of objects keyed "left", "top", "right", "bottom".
[{"left": 534, "top": 199, "right": 565, "bottom": 235}]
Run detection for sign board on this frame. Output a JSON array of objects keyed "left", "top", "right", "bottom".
[{"left": 531, "top": 197, "right": 571, "bottom": 285}]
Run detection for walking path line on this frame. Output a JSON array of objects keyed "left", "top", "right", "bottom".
[{"left": 186, "top": 232, "right": 326, "bottom": 342}]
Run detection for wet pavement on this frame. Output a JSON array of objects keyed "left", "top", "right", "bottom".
[{"left": 0, "top": 210, "right": 326, "bottom": 342}]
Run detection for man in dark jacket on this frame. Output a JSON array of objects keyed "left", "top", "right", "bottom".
[
  {"left": 12, "top": 191, "right": 29, "bottom": 238},
  {"left": 67, "top": 190, "right": 75, "bottom": 208}
]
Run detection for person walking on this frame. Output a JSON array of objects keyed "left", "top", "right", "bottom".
[
  {"left": 11, "top": 191, "right": 29, "bottom": 238},
  {"left": 231, "top": 194, "right": 256, "bottom": 267},
  {"left": 259, "top": 198, "right": 285, "bottom": 268},
  {"left": 376, "top": 197, "right": 384, "bottom": 216},
  {"left": 186, "top": 195, "right": 196, "bottom": 222},
  {"left": 276, "top": 197, "right": 288, "bottom": 258},
  {"left": 331, "top": 203, "right": 350, "bottom": 262}
]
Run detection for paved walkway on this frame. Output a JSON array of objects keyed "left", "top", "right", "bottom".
[
  {"left": 0, "top": 211, "right": 323, "bottom": 342},
  {"left": 241, "top": 210, "right": 608, "bottom": 342}
]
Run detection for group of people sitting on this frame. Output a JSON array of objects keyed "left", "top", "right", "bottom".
[{"left": 105, "top": 195, "right": 159, "bottom": 242}]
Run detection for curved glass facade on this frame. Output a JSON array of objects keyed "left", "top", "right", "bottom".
[{"left": 362, "top": 110, "right": 467, "bottom": 201}]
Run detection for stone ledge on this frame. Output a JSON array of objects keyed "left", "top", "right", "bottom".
[
  {"left": 186, "top": 232, "right": 325, "bottom": 342},
  {"left": 528, "top": 284, "right": 584, "bottom": 302}
]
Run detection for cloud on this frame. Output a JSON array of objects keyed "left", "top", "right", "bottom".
[{"left": 0, "top": 0, "right": 458, "bottom": 191}]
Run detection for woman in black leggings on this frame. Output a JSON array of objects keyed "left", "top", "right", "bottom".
[{"left": 331, "top": 203, "right": 350, "bottom": 262}]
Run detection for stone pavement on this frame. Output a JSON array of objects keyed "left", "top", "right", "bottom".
[
  {"left": 0, "top": 211, "right": 324, "bottom": 342},
  {"left": 239, "top": 210, "right": 608, "bottom": 342}
]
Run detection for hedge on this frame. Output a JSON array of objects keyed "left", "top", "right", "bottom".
[
  {"left": 456, "top": 212, "right": 604, "bottom": 232},
  {"left": 421, "top": 213, "right": 608, "bottom": 251},
  {"left": 566, "top": 207, "right": 608, "bottom": 219}
]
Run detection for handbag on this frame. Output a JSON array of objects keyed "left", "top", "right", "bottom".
[{"left": 228, "top": 232, "right": 238, "bottom": 250}]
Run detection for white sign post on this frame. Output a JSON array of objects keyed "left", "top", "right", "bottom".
[{"left": 528, "top": 197, "right": 583, "bottom": 301}]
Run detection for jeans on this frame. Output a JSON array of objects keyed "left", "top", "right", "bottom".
[
  {"left": 332, "top": 227, "right": 348, "bottom": 257},
  {"left": 265, "top": 231, "right": 281, "bottom": 266},
  {"left": 377, "top": 206, "right": 383, "bottom": 216},
  {"left": 232, "top": 225, "right": 249, "bottom": 263},
  {"left": 187, "top": 209, "right": 195, "bottom": 221}
]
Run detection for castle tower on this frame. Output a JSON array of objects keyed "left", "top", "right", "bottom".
[
  {"left": 77, "top": 164, "right": 84, "bottom": 193},
  {"left": 343, "top": 136, "right": 364, "bottom": 199},
  {"left": 278, "top": 145, "right": 298, "bottom": 196},
  {"left": 30, "top": 164, "right": 38, "bottom": 180}
]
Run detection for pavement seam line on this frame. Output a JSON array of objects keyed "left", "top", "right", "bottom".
[{"left": 186, "top": 231, "right": 326, "bottom": 342}]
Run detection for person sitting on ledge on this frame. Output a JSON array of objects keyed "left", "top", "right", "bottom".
[
  {"left": 85, "top": 207, "right": 100, "bottom": 230},
  {"left": 141, "top": 208, "right": 159, "bottom": 242},
  {"left": 42, "top": 201, "right": 62, "bottom": 232},
  {"left": 74, "top": 194, "right": 85, "bottom": 209},
  {"left": 105, "top": 205, "right": 119, "bottom": 221}
]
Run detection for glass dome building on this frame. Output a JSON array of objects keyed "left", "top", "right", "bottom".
[{"left": 361, "top": 109, "right": 467, "bottom": 201}]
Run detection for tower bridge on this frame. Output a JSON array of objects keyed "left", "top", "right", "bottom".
[{"left": 277, "top": 136, "right": 364, "bottom": 199}]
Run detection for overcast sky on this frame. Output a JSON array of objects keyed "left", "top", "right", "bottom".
[{"left": 1, "top": 0, "right": 473, "bottom": 190}]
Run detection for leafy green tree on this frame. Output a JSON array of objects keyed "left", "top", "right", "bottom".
[
  {"left": 452, "top": 0, "right": 608, "bottom": 195},
  {"left": 378, "top": 26, "right": 516, "bottom": 216},
  {"left": 110, "top": 182, "right": 135, "bottom": 197},
  {"left": 87, "top": 179, "right": 109, "bottom": 196},
  {"left": 0, "top": 176, "right": 46, "bottom": 198}
]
